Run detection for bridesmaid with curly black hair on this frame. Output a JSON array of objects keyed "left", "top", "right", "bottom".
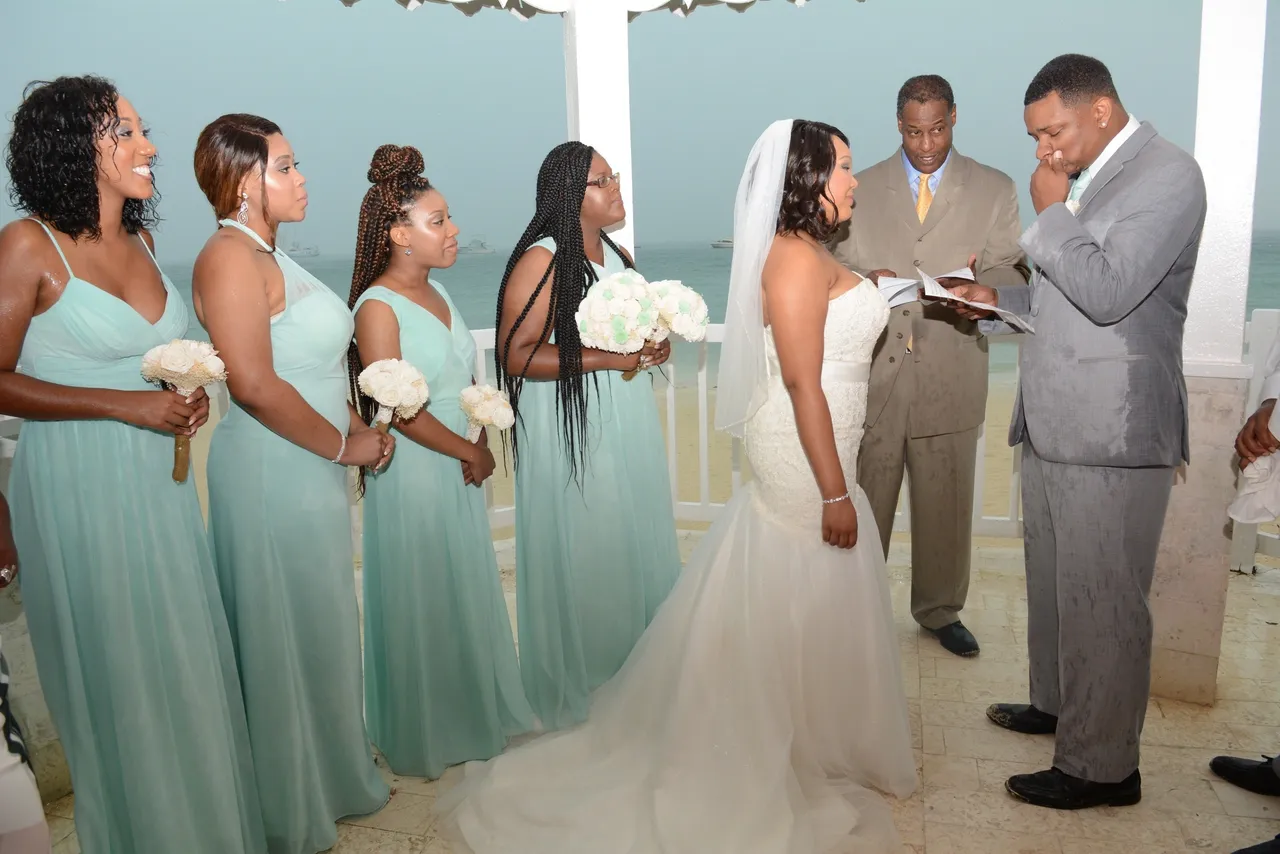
[{"left": 0, "top": 76, "right": 265, "bottom": 853}]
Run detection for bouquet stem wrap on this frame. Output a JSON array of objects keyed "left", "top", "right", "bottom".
[{"left": 140, "top": 340, "right": 228, "bottom": 484}]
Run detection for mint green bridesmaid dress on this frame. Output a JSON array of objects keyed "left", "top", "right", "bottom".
[
  {"left": 356, "top": 284, "right": 534, "bottom": 779},
  {"left": 8, "top": 221, "right": 266, "bottom": 853},
  {"left": 204, "top": 220, "right": 388, "bottom": 854},
  {"left": 514, "top": 238, "right": 682, "bottom": 730}
]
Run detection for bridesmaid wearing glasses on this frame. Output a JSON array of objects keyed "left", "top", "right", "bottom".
[{"left": 495, "top": 142, "right": 682, "bottom": 730}]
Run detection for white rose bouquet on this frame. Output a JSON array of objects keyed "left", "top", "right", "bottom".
[
  {"left": 575, "top": 269, "right": 659, "bottom": 357},
  {"left": 357, "top": 359, "right": 430, "bottom": 434},
  {"left": 140, "top": 339, "right": 228, "bottom": 482},
  {"left": 459, "top": 384, "right": 515, "bottom": 443},
  {"left": 647, "top": 279, "right": 710, "bottom": 344}
]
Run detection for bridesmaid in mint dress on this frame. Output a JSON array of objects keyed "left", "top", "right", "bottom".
[
  {"left": 0, "top": 78, "right": 265, "bottom": 853},
  {"left": 191, "top": 115, "right": 391, "bottom": 854},
  {"left": 349, "top": 145, "right": 534, "bottom": 777},
  {"left": 497, "top": 142, "right": 682, "bottom": 729}
]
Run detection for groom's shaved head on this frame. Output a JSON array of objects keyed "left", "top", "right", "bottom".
[{"left": 1025, "top": 54, "right": 1120, "bottom": 108}]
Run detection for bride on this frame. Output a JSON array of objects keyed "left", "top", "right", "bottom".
[{"left": 436, "top": 119, "right": 917, "bottom": 853}]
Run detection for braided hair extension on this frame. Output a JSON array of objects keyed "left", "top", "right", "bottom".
[
  {"left": 495, "top": 142, "right": 632, "bottom": 479},
  {"left": 345, "top": 144, "right": 433, "bottom": 494}
]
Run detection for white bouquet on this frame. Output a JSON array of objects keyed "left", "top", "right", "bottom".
[
  {"left": 141, "top": 339, "right": 228, "bottom": 483},
  {"left": 358, "top": 359, "right": 429, "bottom": 434},
  {"left": 647, "top": 279, "right": 710, "bottom": 344},
  {"left": 460, "top": 384, "right": 515, "bottom": 443},
  {"left": 575, "top": 269, "right": 659, "bottom": 356}
]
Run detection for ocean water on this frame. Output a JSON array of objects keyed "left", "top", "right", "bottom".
[{"left": 166, "top": 232, "right": 1280, "bottom": 388}]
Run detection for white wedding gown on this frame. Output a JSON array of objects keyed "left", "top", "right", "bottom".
[{"left": 437, "top": 278, "right": 917, "bottom": 853}]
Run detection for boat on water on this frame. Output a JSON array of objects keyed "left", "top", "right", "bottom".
[
  {"left": 283, "top": 240, "right": 319, "bottom": 258},
  {"left": 457, "top": 238, "right": 496, "bottom": 255},
  {"left": 711, "top": 238, "right": 733, "bottom": 249}
]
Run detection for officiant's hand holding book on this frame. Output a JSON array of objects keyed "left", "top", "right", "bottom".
[{"left": 918, "top": 268, "right": 1035, "bottom": 334}]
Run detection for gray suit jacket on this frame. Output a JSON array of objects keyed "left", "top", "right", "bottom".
[
  {"left": 831, "top": 150, "right": 1029, "bottom": 437},
  {"left": 991, "top": 123, "right": 1207, "bottom": 468}
]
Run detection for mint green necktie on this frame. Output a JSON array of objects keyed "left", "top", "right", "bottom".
[{"left": 1068, "top": 167, "right": 1092, "bottom": 203}]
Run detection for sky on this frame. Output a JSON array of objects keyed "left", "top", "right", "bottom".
[{"left": 0, "top": 0, "right": 1273, "bottom": 263}]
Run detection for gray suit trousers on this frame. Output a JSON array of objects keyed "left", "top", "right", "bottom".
[{"left": 1021, "top": 441, "right": 1174, "bottom": 783}]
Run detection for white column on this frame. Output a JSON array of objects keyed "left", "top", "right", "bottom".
[
  {"left": 1184, "top": 0, "right": 1267, "bottom": 375},
  {"left": 562, "top": 0, "right": 636, "bottom": 255}
]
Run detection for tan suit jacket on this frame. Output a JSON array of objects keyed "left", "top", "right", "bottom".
[{"left": 831, "top": 150, "right": 1029, "bottom": 437}]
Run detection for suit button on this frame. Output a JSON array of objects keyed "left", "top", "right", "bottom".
[
  {"left": 896, "top": 332, "right": 903, "bottom": 339},
  {"left": 913, "top": 259, "right": 920, "bottom": 265},
  {"left": 902, "top": 309, "right": 910, "bottom": 316},
  {"left": 889, "top": 356, "right": 896, "bottom": 363}
]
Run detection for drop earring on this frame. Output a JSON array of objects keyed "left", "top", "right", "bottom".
[
  {"left": 236, "top": 192, "right": 249, "bottom": 225},
  {"left": 404, "top": 248, "right": 412, "bottom": 256}
]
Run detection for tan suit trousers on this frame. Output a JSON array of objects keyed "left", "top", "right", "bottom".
[{"left": 857, "top": 352, "right": 977, "bottom": 630}]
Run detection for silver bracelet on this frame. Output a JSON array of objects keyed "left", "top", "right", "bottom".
[
  {"left": 332, "top": 433, "right": 347, "bottom": 465},
  {"left": 822, "top": 491, "right": 851, "bottom": 505}
]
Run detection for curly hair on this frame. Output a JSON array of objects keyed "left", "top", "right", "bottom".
[
  {"left": 5, "top": 75, "right": 160, "bottom": 240},
  {"left": 777, "top": 120, "right": 849, "bottom": 243},
  {"left": 346, "top": 144, "right": 434, "bottom": 493},
  {"left": 495, "top": 141, "right": 633, "bottom": 478}
]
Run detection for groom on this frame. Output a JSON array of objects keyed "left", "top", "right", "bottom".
[{"left": 948, "top": 54, "right": 1206, "bottom": 809}]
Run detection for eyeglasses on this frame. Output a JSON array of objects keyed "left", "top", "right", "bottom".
[{"left": 586, "top": 172, "right": 621, "bottom": 189}]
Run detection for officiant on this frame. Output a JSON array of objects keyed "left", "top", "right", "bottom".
[{"left": 830, "top": 74, "right": 1030, "bottom": 657}]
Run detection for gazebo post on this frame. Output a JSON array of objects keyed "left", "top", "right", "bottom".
[
  {"left": 1149, "top": 0, "right": 1267, "bottom": 704},
  {"left": 563, "top": 0, "right": 637, "bottom": 256}
]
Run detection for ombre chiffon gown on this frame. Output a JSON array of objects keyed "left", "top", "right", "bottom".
[
  {"left": 356, "top": 283, "right": 534, "bottom": 779},
  {"left": 8, "top": 221, "right": 266, "bottom": 853},
  {"left": 512, "top": 237, "right": 682, "bottom": 730},
  {"left": 204, "top": 219, "right": 388, "bottom": 854}
]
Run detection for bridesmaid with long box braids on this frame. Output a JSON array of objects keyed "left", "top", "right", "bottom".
[
  {"left": 349, "top": 144, "right": 534, "bottom": 778},
  {"left": 496, "top": 142, "right": 682, "bottom": 730}
]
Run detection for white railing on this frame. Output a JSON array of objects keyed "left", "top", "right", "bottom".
[
  {"left": 0, "top": 331, "right": 1029, "bottom": 543},
  {"left": 1230, "top": 310, "right": 1280, "bottom": 571},
  {"left": 471, "top": 325, "right": 1027, "bottom": 538}
]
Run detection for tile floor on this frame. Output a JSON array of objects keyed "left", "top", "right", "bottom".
[{"left": 42, "top": 532, "right": 1280, "bottom": 853}]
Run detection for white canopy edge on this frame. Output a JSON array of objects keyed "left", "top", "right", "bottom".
[{"left": 336, "top": 0, "right": 835, "bottom": 21}]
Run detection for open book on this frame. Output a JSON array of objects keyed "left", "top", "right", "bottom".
[{"left": 872, "top": 268, "right": 1034, "bottom": 334}]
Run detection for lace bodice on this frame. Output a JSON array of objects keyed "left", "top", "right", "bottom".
[{"left": 745, "top": 278, "right": 890, "bottom": 527}]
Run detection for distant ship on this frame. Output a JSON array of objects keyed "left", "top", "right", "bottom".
[
  {"left": 283, "top": 239, "right": 319, "bottom": 258},
  {"left": 711, "top": 238, "right": 733, "bottom": 249},
  {"left": 457, "top": 238, "right": 496, "bottom": 255}
]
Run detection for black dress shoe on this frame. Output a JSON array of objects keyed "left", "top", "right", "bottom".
[
  {"left": 1005, "top": 767, "right": 1141, "bottom": 810},
  {"left": 1235, "top": 834, "right": 1280, "bottom": 854},
  {"left": 1211, "top": 755, "right": 1280, "bottom": 796},
  {"left": 986, "top": 703, "right": 1058, "bottom": 735},
  {"left": 931, "top": 621, "right": 979, "bottom": 656}
]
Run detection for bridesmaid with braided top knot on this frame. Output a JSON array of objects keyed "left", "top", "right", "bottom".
[
  {"left": 497, "top": 142, "right": 682, "bottom": 731},
  {"left": 349, "top": 144, "right": 534, "bottom": 779},
  {"left": 191, "top": 114, "right": 391, "bottom": 854}
]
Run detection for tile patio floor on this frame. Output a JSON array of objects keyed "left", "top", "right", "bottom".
[{"left": 42, "top": 532, "right": 1280, "bottom": 853}]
